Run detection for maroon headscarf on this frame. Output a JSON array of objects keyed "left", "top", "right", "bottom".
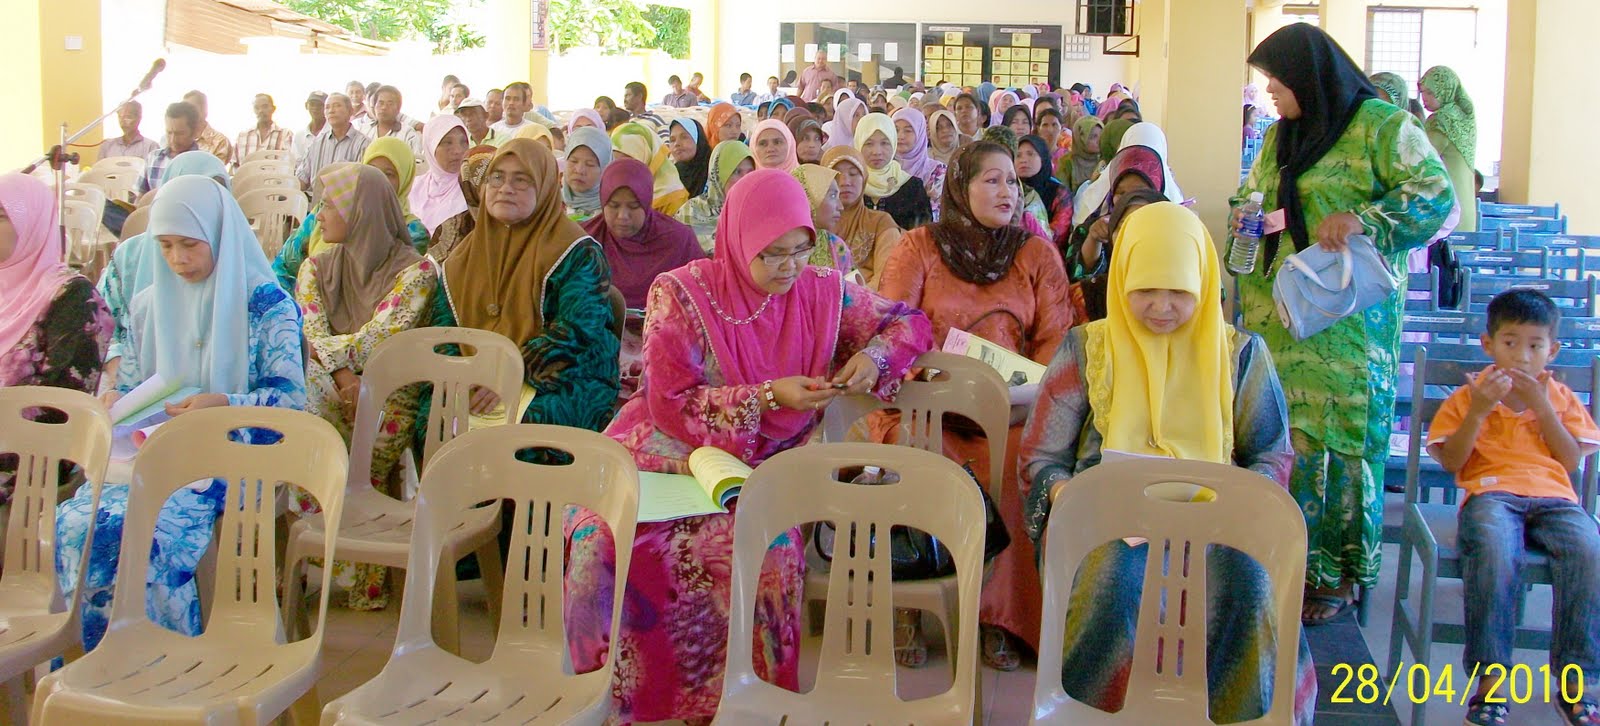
[
  {"left": 663, "top": 168, "right": 841, "bottom": 440},
  {"left": 583, "top": 157, "right": 704, "bottom": 308}
]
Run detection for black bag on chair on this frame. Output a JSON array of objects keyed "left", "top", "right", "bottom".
[
  {"left": 1430, "top": 240, "right": 1465, "bottom": 309},
  {"left": 811, "top": 461, "right": 1011, "bottom": 581}
]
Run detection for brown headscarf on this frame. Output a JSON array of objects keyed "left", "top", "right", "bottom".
[
  {"left": 821, "top": 145, "right": 902, "bottom": 267},
  {"left": 929, "top": 141, "right": 1031, "bottom": 285},
  {"left": 310, "top": 163, "right": 422, "bottom": 334},
  {"left": 443, "top": 138, "right": 590, "bottom": 344}
]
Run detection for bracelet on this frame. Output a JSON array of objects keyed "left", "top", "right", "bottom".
[{"left": 761, "top": 380, "right": 780, "bottom": 411}]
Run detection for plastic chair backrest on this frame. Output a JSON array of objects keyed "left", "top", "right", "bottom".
[
  {"left": 236, "top": 187, "right": 309, "bottom": 222},
  {"left": 235, "top": 159, "right": 294, "bottom": 183},
  {"left": 119, "top": 205, "right": 150, "bottom": 242},
  {"left": 59, "top": 200, "right": 101, "bottom": 258},
  {"left": 231, "top": 173, "right": 296, "bottom": 200},
  {"left": 62, "top": 183, "right": 106, "bottom": 212},
  {"left": 721, "top": 443, "right": 984, "bottom": 720},
  {"left": 92, "top": 156, "right": 146, "bottom": 174},
  {"left": 396, "top": 425, "right": 638, "bottom": 676},
  {"left": 1033, "top": 459, "right": 1307, "bottom": 724},
  {"left": 820, "top": 350, "right": 1010, "bottom": 498},
  {"left": 109, "top": 407, "right": 347, "bottom": 645},
  {"left": 355, "top": 327, "right": 524, "bottom": 472},
  {"left": 242, "top": 149, "right": 293, "bottom": 165},
  {"left": 0, "top": 388, "right": 110, "bottom": 617},
  {"left": 78, "top": 170, "right": 138, "bottom": 204}
]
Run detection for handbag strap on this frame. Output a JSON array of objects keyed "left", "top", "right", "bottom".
[{"left": 1283, "top": 244, "right": 1359, "bottom": 318}]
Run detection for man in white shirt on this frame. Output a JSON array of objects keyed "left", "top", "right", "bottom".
[
  {"left": 98, "top": 100, "right": 159, "bottom": 162},
  {"left": 491, "top": 82, "right": 538, "bottom": 136},
  {"left": 291, "top": 91, "right": 328, "bottom": 164},
  {"left": 359, "top": 85, "right": 424, "bottom": 159},
  {"left": 754, "top": 75, "right": 783, "bottom": 104},
  {"left": 346, "top": 80, "right": 369, "bottom": 126},
  {"left": 297, "top": 93, "right": 371, "bottom": 189}
]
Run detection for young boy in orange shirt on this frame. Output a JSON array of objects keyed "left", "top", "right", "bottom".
[{"left": 1428, "top": 289, "right": 1600, "bottom": 726}]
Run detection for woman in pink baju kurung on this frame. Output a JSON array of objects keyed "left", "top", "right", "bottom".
[{"left": 563, "top": 169, "right": 933, "bottom": 723}]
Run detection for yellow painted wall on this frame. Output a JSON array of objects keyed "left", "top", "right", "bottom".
[
  {"left": 1501, "top": 0, "right": 1599, "bottom": 231},
  {"left": 1160, "top": 0, "right": 1248, "bottom": 242},
  {"left": 39, "top": 0, "right": 103, "bottom": 163},
  {"left": 1320, "top": 0, "right": 1367, "bottom": 72},
  {"left": 0, "top": 0, "right": 44, "bottom": 170},
  {"left": 487, "top": 0, "right": 549, "bottom": 106}
]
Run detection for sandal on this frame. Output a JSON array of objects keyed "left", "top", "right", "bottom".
[
  {"left": 1463, "top": 695, "right": 1509, "bottom": 725},
  {"left": 1301, "top": 592, "right": 1355, "bottom": 626},
  {"left": 981, "top": 625, "right": 1021, "bottom": 672},
  {"left": 1555, "top": 698, "right": 1600, "bottom": 726},
  {"left": 894, "top": 609, "right": 928, "bottom": 668}
]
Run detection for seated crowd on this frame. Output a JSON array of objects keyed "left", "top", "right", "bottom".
[{"left": 3, "top": 22, "right": 1597, "bottom": 726}]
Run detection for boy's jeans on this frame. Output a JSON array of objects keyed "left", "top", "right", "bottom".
[{"left": 1459, "top": 491, "right": 1600, "bottom": 678}]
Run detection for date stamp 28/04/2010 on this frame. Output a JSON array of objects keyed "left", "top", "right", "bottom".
[{"left": 1331, "top": 663, "right": 1589, "bottom": 707}]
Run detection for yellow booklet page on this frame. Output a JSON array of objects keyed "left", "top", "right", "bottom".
[
  {"left": 942, "top": 328, "right": 1048, "bottom": 386},
  {"left": 636, "top": 447, "right": 754, "bottom": 523},
  {"left": 466, "top": 384, "right": 538, "bottom": 431}
]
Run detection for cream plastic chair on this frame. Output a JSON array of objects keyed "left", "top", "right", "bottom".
[
  {"left": 242, "top": 149, "right": 293, "bottom": 165},
  {"left": 235, "top": 159, "right": 294, "bottom": 183},
  {"left": 1030, "top": 459, "right": 1307, "bottom": 725},
  {"left": 232, "top": 173, "right": 297, "bottom": 201},
  {"left": 281, "top": 327, "right": 523, "bottom": 653},
  {"left": 0, "top": 388, "right": 110, "bottom": 725},
  {"left": 811, "top": 350, "right": 1009, "bottom": 664},
  {"left": 62, "top": 183, "right": 107, "bottom": 215},
  {"left": 79, "top": 163, "right": 141, "bottom": 205},
  {"left": 321, "top": 424, "right": 639, "bottom": 725},
  {"left": 91, "top": 156, "right": 146, "bottom": 175},
  {"left": 236, "top": 187, "right": 308, "bottom": 257},
  {"left": 60, "top": 199, "right": 103, "bottom": 270},
  {"left": 31, "top": 406, "right": 348, "bottom": 726},
  {"left": 716, "top": 443, "right": 985, "bottom": 724}
]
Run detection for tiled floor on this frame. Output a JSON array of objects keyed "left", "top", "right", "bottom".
[{"left": 310, "top": 505, "right": 1574, "bottom": 725}]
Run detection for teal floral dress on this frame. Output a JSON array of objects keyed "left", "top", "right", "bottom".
[{"left": 1232, "top": 98, "right": 1453, "bottom": 588}]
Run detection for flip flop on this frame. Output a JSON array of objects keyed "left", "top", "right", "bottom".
[{"left": 1301, "top": 592, "right": 1355, "bottom": 626}]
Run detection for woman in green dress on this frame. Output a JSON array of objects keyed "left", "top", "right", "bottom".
[
  {"left": 1238, "top": 23, "right": 1453, "bottom": 624},
  {"left": 1419, "top": 65, "right": 1478, "bottom": 232}
]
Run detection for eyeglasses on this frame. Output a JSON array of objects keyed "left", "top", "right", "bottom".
[
  {"left": 756, "top": 246, "right": 816, "bottom": 268},
  {"left": 486, "top": 171, "right": 536, "bottom": 191}
]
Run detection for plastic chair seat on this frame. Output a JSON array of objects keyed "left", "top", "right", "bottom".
[
  {"left": 288, "top": 488, "right": 499, "bottom": 564},
  {"left": 323, "top": 648, "right": 603, "bottom": 725}
]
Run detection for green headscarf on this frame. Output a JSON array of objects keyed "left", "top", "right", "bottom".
[
  {"left": 1368, "top": 72, "right": 1409, "bottom": 111},
  {"left": 1099, "top": 118, "right": 1135, "bottom": 164},
  {"left": 980, "top": 125, "right": 1018, "bottom": 154},
  {"left": 1068, "top": 116, "right": 1104, "bottom": 190},
  {"left": 1420, "top": 65, "right": 1476, "bottom": 167}
]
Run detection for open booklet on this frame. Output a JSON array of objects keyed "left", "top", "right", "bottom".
[
  {"left": 108, "top": 373, "right": 200, "bottom": 428},
  {"left": 636, "top": 447, "right": 753, "bottom": 523},
  {"left": 464, "top": 384, "right": 539, "bottom": 432},
  {"left": 943, "top": 328, "right": 1047, "bottom": 386}
]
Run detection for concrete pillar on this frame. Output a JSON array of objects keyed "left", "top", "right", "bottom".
[
  {"left": 1500, "top": 0, "right": 1599, "bottom": 230},
  {"left": 1319, "top": 0, "right": 1368, "bottom": 71},
  {"left": 1248, "top": 0, "right": 1285, "bottom": 89},
  {"left": 5, "top": 0, "right": 101, "bottom": 169},
  {"left": 488, "top": 0, "right": 550, "bottom": 106}
]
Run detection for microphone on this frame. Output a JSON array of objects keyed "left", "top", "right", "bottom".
[{"left": 137, "top": 58, "right": 166, "bottom": 93}]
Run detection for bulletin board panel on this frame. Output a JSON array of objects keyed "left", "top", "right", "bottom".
[{"left": 918, "top": 24, "right": 1062, "bottom": 89}]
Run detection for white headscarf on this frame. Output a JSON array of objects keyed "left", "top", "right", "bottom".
[{"left": 1071, "top": 121, "right": 1186, "bottom": 225}]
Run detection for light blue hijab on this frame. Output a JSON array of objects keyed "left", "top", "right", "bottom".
[
  {"left": 109, "top": 151, "right": 233, "bottom": 333},
  {"left": 561, "top": 126, "right": 614, "bottom": 217},
  {"left": 129, "top": 176, "right": 277, "bottom": 394}
]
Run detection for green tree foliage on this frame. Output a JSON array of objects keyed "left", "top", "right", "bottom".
[
  {"left": 286, "top": 0, "right": 485, "bottom": 54},
  {"left": 549, "top": 0, "right": 691, "bottom": 58},
  {"left": 642, "top": 5, "right": 690, "bottom": 59}
]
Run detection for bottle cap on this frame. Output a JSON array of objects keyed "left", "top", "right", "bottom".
[{"left": 1248, "top": 191, "right": 1264, "bottom": 203}]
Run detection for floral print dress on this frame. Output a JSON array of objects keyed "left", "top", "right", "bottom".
[
  {"left": 564, "top": 274, "right": 931, "bottom": 723},
  {"left": 1232, "top": 98, "right": 1452, "bottom": 588},
  {"left": 55, "top": 283, "right": 307, "bottom": 650},
  {"left": 289, "top": 257, "right": 437, "bottom": 610}
]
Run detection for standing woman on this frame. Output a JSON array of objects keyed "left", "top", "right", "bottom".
[
  {"left": 1419, "top": 65, "right": 1477, "bottom": 233},
  {"left": 790, "top": 164, "right": 855, "bottom": 275},
  {"left": 611, "top": 122, "right": 690, "bottom": 215},
  {"left": 892, "top": 107, "right": 947, "bottom": 221},
  {"left": 856, "top": 112, "right": 932, "bottom": 231},
  {"left": 669, "top": 118, "right": 713, "bottom": 199},
  {"left": 293, "top": 163, "right": 436, "bottom": 610},
  {"left": 928, "top": 109, "right": 961, "bottom": 166},
  {"left": 60, "top": 176, "right": 305, "bottom": 649},
  {"left": 675, "top": 140, "right": 754, "bottom": 253},
  {"left": 0, "top": 173, "right": 113, "bottom": 395},
  {"left": 822, "top": 146, "right": 903, "bottom": 289},
  {"left": 750, "top": 119, "right": 800, "bottom": 172},
  {"left": 564, "top": 169, "right": 932, "bottom": 723},
  {"left": 874, "top": 140, "right": 1071, "bottom": 670},
  {"left": 1238, "top": 24, "right": 1451, "bottom": 624},
  {"left": 434, "top": 138, "right": 620, "bottom": 432},
  {"left": 563, "top": 126, "right": 614, "bottom": 223},
  {"left": 1063, "top": 116, "right": 1103, "bottom": 191},
  {"left": 411, "top": 115, "right": 473, "bottom": 255}
]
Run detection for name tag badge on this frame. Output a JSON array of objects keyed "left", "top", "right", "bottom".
[{"left": 1477, "top": 477, "right": 1498, "bottom": 489}]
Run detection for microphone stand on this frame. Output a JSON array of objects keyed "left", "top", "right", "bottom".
[{"left": 21, "top": 60, "right": 164, "bottom": 263}]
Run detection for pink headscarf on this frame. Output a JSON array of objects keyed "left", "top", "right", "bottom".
[
  {"left": 750, "top": 119, "right": 799, "bottom": 172},
  {"left": 1099, "top": 89, "right": 1131, "bottom": 121},
  {"left": 823, "top": 98, "right": 865, "bottom": 150},
  {"left": 566, "top": 109, "right": 605, "bottom": 135},
  {"left": 0, "top": 173, "right": 78, "bottom": 367},
  {"left": 663, "top": 168, "right": 839, "bottom": 440},
  {"left": 583, "top": 157, "right": 704, "bottom": 308},
  {"left": 409, "top": 115, "right": 470, "bottom": 234},
  {"left": 989, "top": 90, "right": 1019, "bottom": 126},
  {"left": 891, "top": 107, "right": 938, "bottom": 183}
]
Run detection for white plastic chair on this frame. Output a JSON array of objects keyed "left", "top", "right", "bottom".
[
  {"left": 281, "top": 327, "right": 523, "bottom": 654},
  {"left": 31, "top": 406, "right": 348, "bottom": 726},
  {"left": 91, "top": 156, "right": 146, "bottom": 175},
  {"left": 1030, "top": 459, "right": 1307, "bottom": 725},
  {"left": 242, "top": 149, "right": 293, "bottom": 165},
  {"left": 79, "top": 162, "right": 141, "bottom": 205},
  {"left": 236, "top": 187, "right": 308, "bottom": 257},
  {"left": 716, "top": 443, "right": 986, "bottom": 725},
  {"left": 60, "top": 200, "right": 103, "bottom": 270},
  {"left": 320, "top": 424, "right": 639, "bottom": 725},
  {"left": 0, "top": 388, "right": 110, "bottom": 725},
  {"left": 231, "top": 173, "right": 297, "bottom": 201},
  {"left": 62, "top": 183, "right": 107, "bottom": 215},
  {"left": 234, "top": 159, "right": 294, "bottom": 184}
]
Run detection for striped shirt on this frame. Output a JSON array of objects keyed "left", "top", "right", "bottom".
[
  {"left": 296, "top": 126, "right": 371, "bottom": 187},
  {"left": 98, "top": 135, "right": 159, "bottom": 164},
  {"left": 234, "top": 124, "right": 295, "bottom": 168},
  {"left": 135, "top": 144, "right": 199, "bottom": 196}
]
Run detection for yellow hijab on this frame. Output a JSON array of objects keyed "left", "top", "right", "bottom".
[
  {"left": 609, "top": 122, "right": 689, "bottom": 215},
  {"left": 1084, "top": 202, "right": 1233, "bottom": 463},
  {"left": 853, "top": 112, "right": 912, "bottom": 199},
  {"left": 307, "top": 136, "right": 418, "bottom": 258}
]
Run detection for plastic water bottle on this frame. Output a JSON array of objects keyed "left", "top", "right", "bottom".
[{"left": 1226, "top": 192, "right": 1267, "bottom": 275}]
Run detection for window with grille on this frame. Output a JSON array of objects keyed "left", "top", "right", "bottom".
[{"left": 1367, "top": 8, "right": 1424, "bottom": 81}]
